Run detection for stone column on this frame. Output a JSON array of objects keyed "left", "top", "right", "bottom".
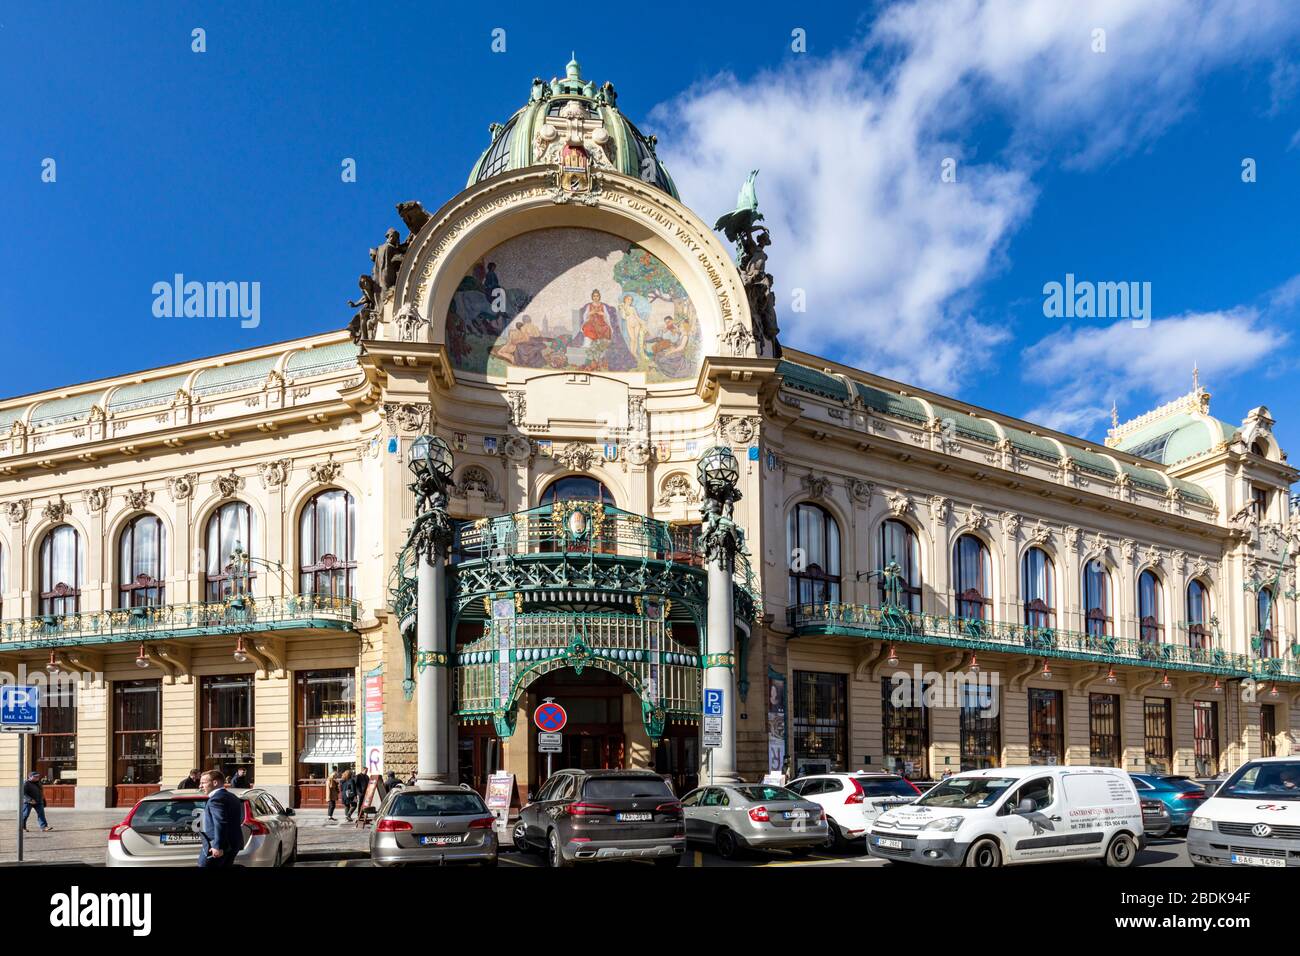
[{"left": 698, "top": 446, "right": 744, "bottom": 785}]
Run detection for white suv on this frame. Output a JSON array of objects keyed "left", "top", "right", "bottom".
[{"left": 787, "top": 773, "right": 922, "bottom": 848}]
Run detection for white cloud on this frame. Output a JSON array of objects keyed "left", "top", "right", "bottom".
[{"left": 653, "top": 0, "right": 1300, "bottom": 394}]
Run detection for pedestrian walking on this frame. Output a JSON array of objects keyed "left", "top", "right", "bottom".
[
  {"left": 22, "top": 772, "right": 53, "bottom": 832},
  {"left": 326, "top": 770, "right": 341, "bottom": 821},
  {"left": 383, "top": 771, "right": 400, "bottom": 792},
  {"left": 197, "top": 770, "right": 245, "bottom": 868},
  {"left": 340, "top": 769, "right": 357, "bottom": 821},
  {"left": 176, "top": 768, "right": 202, "bottom": 790}
]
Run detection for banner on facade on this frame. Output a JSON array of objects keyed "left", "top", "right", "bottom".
[{"left": 767, "top": 667, "right": 787, "bottom": 774}]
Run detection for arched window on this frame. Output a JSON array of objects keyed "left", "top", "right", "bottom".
[
  {"left": 300, "top": 490, "right": 357, "bottom": 599},
  {"left": 1138, "top": 570, "right": 1163, "bottom": 644},
  {"left": 787, "top": 503, "right": 841, "bottom": 606},
  {"left": 1083, "top": 561, "right": 1113, "bottom": 637},
  {"left": 39, "top": 525, "right": 83, "bottom": 616},
  {"left": 539, "top": 476, "right": 616, "bottom": 507},
  {"left": 1257, "top": 587, "right": 1277, "bottom": 658},
  {"left": 119, "top": 514, "right": 166, "bottom": 607},
  {"left": 1021, "top": 547, "right": 1055, "bottom": 630},
  {"left": 879, "top": 519, "right": 921, "bottom": 612},
  {"left": 1186, "top": 579, "right": 1210, "bottom": 650},
  {"left": 205, "top": 501, "right": 256, "bottom": 602},
  {"left": 953, "top": 534, "right": 992, "bottom": 621},
  {"left": 1251, "top": 440, "right": 1268, "bottom": 458}
]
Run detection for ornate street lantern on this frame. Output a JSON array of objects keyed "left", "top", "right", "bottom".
[
  {"left": 696, "top": 445, "right": 739, "bottom": 496},
  {"left": 407, "top": 434, "right": 454, "bottom": 484}
]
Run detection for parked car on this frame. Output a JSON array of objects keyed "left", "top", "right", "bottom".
[
  {"left": 1142, "top": 798, "right": 1172, "bottom": 838},
  {"left": 512, "top": 768, "right": 685, "bottom": 867},
  {"left": 1130, "top": 773, "right": 1207, "bottom": 833},
  {"left": 867, "top": 766, "right": 1143, "bottom": 868},
  {"left": 1188, "top": 757, "right": 1300, "bottom": 868},
  {"left": 786, "top": 772, "right": 921, "bottom": 848},
  {"left": 107, "top": 788, "right": 297, "bottom": 867},
  {"left": 370, "top": 782, "right": 497, "bottom": 866},
  {"left": 681, "top": 783, "right": 828, "bottom": 859}
]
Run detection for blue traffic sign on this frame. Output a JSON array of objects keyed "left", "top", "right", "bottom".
[
  {"left": 534, "top": 701, "right": 567, "bottom": 733},
  {"left": 0, "top": 686, "right": 40, "bottom": 727},
  {"left": 704, "top": 688, "right": 724, "bottom": 717}
]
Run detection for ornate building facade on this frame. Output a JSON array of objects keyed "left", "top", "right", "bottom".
[{"left": 0, "top": 58, "right": 1295, "bottom": 810}]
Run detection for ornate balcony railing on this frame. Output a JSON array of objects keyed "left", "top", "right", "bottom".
[
  {"left": 454, "top": 607, "right": 702, "bottom": 740},
  {"left": 790, "top": 602, "right": 1300, "bottom": 681},
  {"left": 0, "top": 594, "right": 360, "bottom": 650}
]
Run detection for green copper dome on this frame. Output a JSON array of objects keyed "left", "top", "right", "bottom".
[
  {"left": 468, "top": 55, "right": 679, "bottom": 199},
  {"left": 1114, "top": 411, "right": 1239, "bottom": 465}
]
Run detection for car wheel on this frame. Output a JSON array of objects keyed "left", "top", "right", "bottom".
[
  {"left": 823, "top": 819, "right": 843, "bottom": 850},
  {"left": 964, "top": 837, "right": 1002, "bottom": 868},
  {"left": 715, "top": 828, "right": 741, "bottom": 860},
  {"left": 1105, "top": 833, "right": 1137, "bottom": 868},
  {"left": 547, "top": 830, "right": 571, "bottom": 868},
  {"left": 512, "top": 821, "right": 531, "bottom": 853}
]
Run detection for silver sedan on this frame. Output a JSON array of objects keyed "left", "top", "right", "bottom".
[
  {"left": 681, "top": 783, "right": 828, "bottom": 859},
  {"left": 106, "top": 788, "right": 297, "bottom": 867},
  {"left": 369, "top": 783, "right": 498, "bottom": 866}
]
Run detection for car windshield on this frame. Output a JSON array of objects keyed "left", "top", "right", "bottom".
[
  {"left": 1216, "top": 762, "right": 1300, "bottom": 800},
  {"left": 583, "top": 777, "right": 674, "bottom": 801},
  {"left": 132, "top": 798, "right": 207, "bottom": 826},
  {"left": 734, "top": 785, "right": 800, "bottom": 802},
  {"left": 916, "top": 777, "right": 1016, "bottom": 809},
  {"left": 389, "top": 792, "right": 487, "bottom": 816},
  {"left": 856, "top": 776, "right": 919, "bottom": 797}
]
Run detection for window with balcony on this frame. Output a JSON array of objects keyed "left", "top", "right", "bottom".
[
  {"left": 299, "top": 490, "right": 356, "bottom": 599},
  {"left": 540, "top": 476, "right": 615, "bottom": 506},
  {"left": 205, "top": 501, "right": 256, "bottom": 601},
  {"left": 879, "top": 519, "right": 921, "bottom": 612},
  {"left": 39, "top": 525, "right": 83, "bottom": 616},
  {"left": 1186, "top": 579, "right": 1211, "bottom": 650},
  {"left": 953, "top": 534, "right": 991, "bottom": 621},
  {"left": 119, "top": 514, "right": 166, "bottom": 608},
  {"left": 1021, "top": 547, "right": 1055, "bottom": 630},
  {"left": 1083, "top": 561, "right": 1113, "bottom": 637},
  {"left": 787, "top": 503, "right": 841, "bottom": 606},
  {"left": 1138, "top": 569, "right": 1163, "bottom": 644}
]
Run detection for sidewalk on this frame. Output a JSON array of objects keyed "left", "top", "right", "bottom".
[{"left": 0, "top": 809, "right": 370, "bottom": 865}]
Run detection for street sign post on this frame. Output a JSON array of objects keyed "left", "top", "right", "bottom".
[
  {"left": 538, "top": 732, "right": 562, "bottom": 754},
  {"left": 704, "top": 688, "right": 724, "bottom": 717},
  {"left": 534, "top": 700, "right": 568, "bottom": 779},
  {"left": 2, "top": 686, "right": 41, "bottom": 864}
]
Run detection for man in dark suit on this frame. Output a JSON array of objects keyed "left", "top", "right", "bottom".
[
  {"left": 198, "top": 770, "right": 245, "bottom": 868},
  {"left": 177, "top": 769, "right": 201, "bottom": 790}
]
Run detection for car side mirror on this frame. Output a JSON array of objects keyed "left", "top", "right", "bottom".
[
  {"left": 282, "top": 808, "right": 295, "bottom": 816},
  {"left": 1017, "top": 798, "right": 1036, "bottom": 814}
]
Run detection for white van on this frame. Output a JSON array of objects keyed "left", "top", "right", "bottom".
[
  {"left": 867, "top": 766, "right": 1143, "bottom": 867},
  {"left": 1187, "top": 756, "right": 1300, "bottom": 868}
]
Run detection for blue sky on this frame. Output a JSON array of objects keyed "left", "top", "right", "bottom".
[{"left": 2, "top": 0, "right": 1298, "bottom": 460}]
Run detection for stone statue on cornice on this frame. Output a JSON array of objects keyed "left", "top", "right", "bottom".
[{"left": 715, "top": 170, "right": 782, "bottom": 358}]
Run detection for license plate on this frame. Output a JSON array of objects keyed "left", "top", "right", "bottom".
[
  {"left": 783, "top": 811, "right": 807, "bottom": 820},
  {"left": 160, "top": 833, "right": 200, "bottom": 845},
  {"left": 617, "top": 812, "right": 652, "bottom": 822},
  {"left": 874, "top": 837, "right": 903, "bottom": 849},
  {"left": 1230, "top": 853, "right": 1284, "bottom": 868},
  {"left": 419, "top": 834, "right": 465, "bottom": 846}
]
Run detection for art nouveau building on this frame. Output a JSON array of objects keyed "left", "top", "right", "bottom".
[{"left": 0, "top": 58, "right": 1295, "bottom": 811}]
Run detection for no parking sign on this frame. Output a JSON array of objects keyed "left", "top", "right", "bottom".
[{"left": 534, "top": 701, "right": 567, "bottom": 733}]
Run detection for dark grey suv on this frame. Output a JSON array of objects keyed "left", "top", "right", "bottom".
[{"left": 512, "top": 769, "right": 685, "bottom": 867}]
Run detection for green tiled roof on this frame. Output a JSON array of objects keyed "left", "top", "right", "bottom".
[
  {"left": 1115, "top": 412, "right": 1238, "bottom": 465},
  {"left": 933, "top": 406, "right": 998, "bottom": 444},
  {"left": 0, "top": 407, "right": 25, "bottom": 431},
  {"left": 1068, "top": 446, "right": 1118, "bottom": 478},
  {"left": 1120, "top": 462, "right": 1168, "bottom": 494},
  {"left": 30, "top": 393, "right": 103, "bottom": 426},
  {"left": 193, "top": 356, "right": 279, "bottom": 398},
  {"left": 285, "top": 342, "right": 361, "bottom": 379},
  {"left": 1171, "top": 477, "right": 1214, "bottom": 506},
  {"left": 1005, "top": 427, "right": 1061, "bottom": 461},
  {"left": 855, "top": 382, "right": 928, "bottom": 423},
  {"left": 777, "top": 361, "right": 849, "bottom": 402},
  {"left": 108, "top": 373, "right": 190, "bottom": 413}
]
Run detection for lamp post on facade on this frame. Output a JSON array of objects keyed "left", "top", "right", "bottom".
[
  {"left": 407, "top": 434, "right": 455, "bottom": 783},
  {"left": 697, "top": 446, "right": 744, "bottom": 784}
]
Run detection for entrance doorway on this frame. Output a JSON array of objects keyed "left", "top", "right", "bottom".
[{"left": 527, "top": 668, "right": 629, "bottom": 795}]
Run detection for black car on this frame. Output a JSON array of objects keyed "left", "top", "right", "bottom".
[{"left": 512, "top": 769, "right": 685, "bottom": 868}]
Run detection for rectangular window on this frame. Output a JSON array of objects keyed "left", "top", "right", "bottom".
[
  {"left": 113, "top": 679, "right": 162, "bottom": 785},
  {"left": 959, "top": 682, "right": 1000, "bottom": 770},
  {"left": 1193, "top": 700, "right": 1219, "bottom": 776},
  {"left": 1144, "top": 697, "right": 1173, "bottom": 773},
  {"left": 1088, "top": 692, "right": 1121, "bottom": 767},
  {"left": 881, "top": 676, "right": 928, "bottom": 777},
  {"left": 32, "top": 683, "right": 77, "bottom": 784},
  {"left": 1028, "top": 688, "right": 1064, "bottom": 765},
  {"left": 201, "top": 675, "right": 255, "bottom": 784},
  {"left": 294, "top": 669, "right": 357, "bottom": 806},
  {"left": 791, "top": 671, "right": 847, "bottom": 777},
  {"left": 1261, "top": 704, "right": 1277, "bottom": 758}
]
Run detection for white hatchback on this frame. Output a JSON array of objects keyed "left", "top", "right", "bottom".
[{"left": 786, "top": 773, "right": 922, "bottom": 848}]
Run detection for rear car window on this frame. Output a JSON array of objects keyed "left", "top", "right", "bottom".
[
  {"left": 856, "top": 776, "right": 918, "bottom": 797},
  {"left": 1160, "top": 777, "right": 1204, "bottom": 793},
  {"left": 582, "top": 777, "right": 674, "bottom": 801},
  {"left": 132, "top": 798, "right": 207, "bottom": 826},
  {"left": 735, "top": 785, "right": 800, "bottom": 802},
  {"left": 390, "top": 792, "right": 487, "bottom": 816}
]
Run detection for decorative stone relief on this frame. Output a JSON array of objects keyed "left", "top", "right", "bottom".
[
  {"left": 657, "top": 472, "right": 701, "bottom": 506},
  {"left": 962, "top": 505, "right": 988, "bottom": 531},
  {"left": 1028, "top": 520, "right": 1052, "bottom": 545},
  {"left": 125, "top": 488, "right": 155, "bottom": 510},
  {"left": 1064, "top": 526, "right": 1081, "bottom": 549},
  {"left": 166, "top": 473, "right": 200, "bottom": 502},
  {"left": 627, "top": 396, "right": 647, "bottom": 434},
  {"left": 2, "top": 499, "right": 30, "bottom": 526},
  {"left": 1171, "top": 549, "right": 1187, "bottom": 573},
  {"left": 382, "top": 402, "right": 432, "bottom": 436},
  {"left": 503, "top": 436, "right": 532, "bottom": 463},
  {"left": 213, "top": 472, "right": 245, "bottom": 499},
  {"left": 849, "top": 480, "right": 873, "bottom": 504},
  {"left": 1000, "top": 511, "right": 1021, "bottom": 536},
  {"left": 506, "top": 391, "right": 527, "bottom": 427},
  {"left": 1120, "top": 538, "right": 1136, "bottom": 561},
  {"left": 929, "top": 495, "right": 950, "bottom": 522},
  {"left": 625, "top": 440, "right": 652, "bottom": 466},
  {"left": 1192, "top": 555, "right": 1211, "bottom": 579},
  {"left": 258, "top": 459, "right": 292, "bottom": 489},
  {"left": 84, "top": 486, "right": 112, "bottom": 513},
  {"left": 394, "top": 303, "right": 428, "bottom": 342},
  {"left": 309, "top": 459, "right": 343, "bottom": 485},
  {"left": 457, "top": 466, "right": 501, "bottom": 502},
  {"left": 718, "top": 415, "right": 761, "bottom": 446},
  {"left": 556, "top": 442, "right": 598, "bottom": 471},
  {"left": 43, "top": 499, "right": 72, "bottom": 522},
  {"left": 802, "top": 474, "right": 831, "bottom": 500}
]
